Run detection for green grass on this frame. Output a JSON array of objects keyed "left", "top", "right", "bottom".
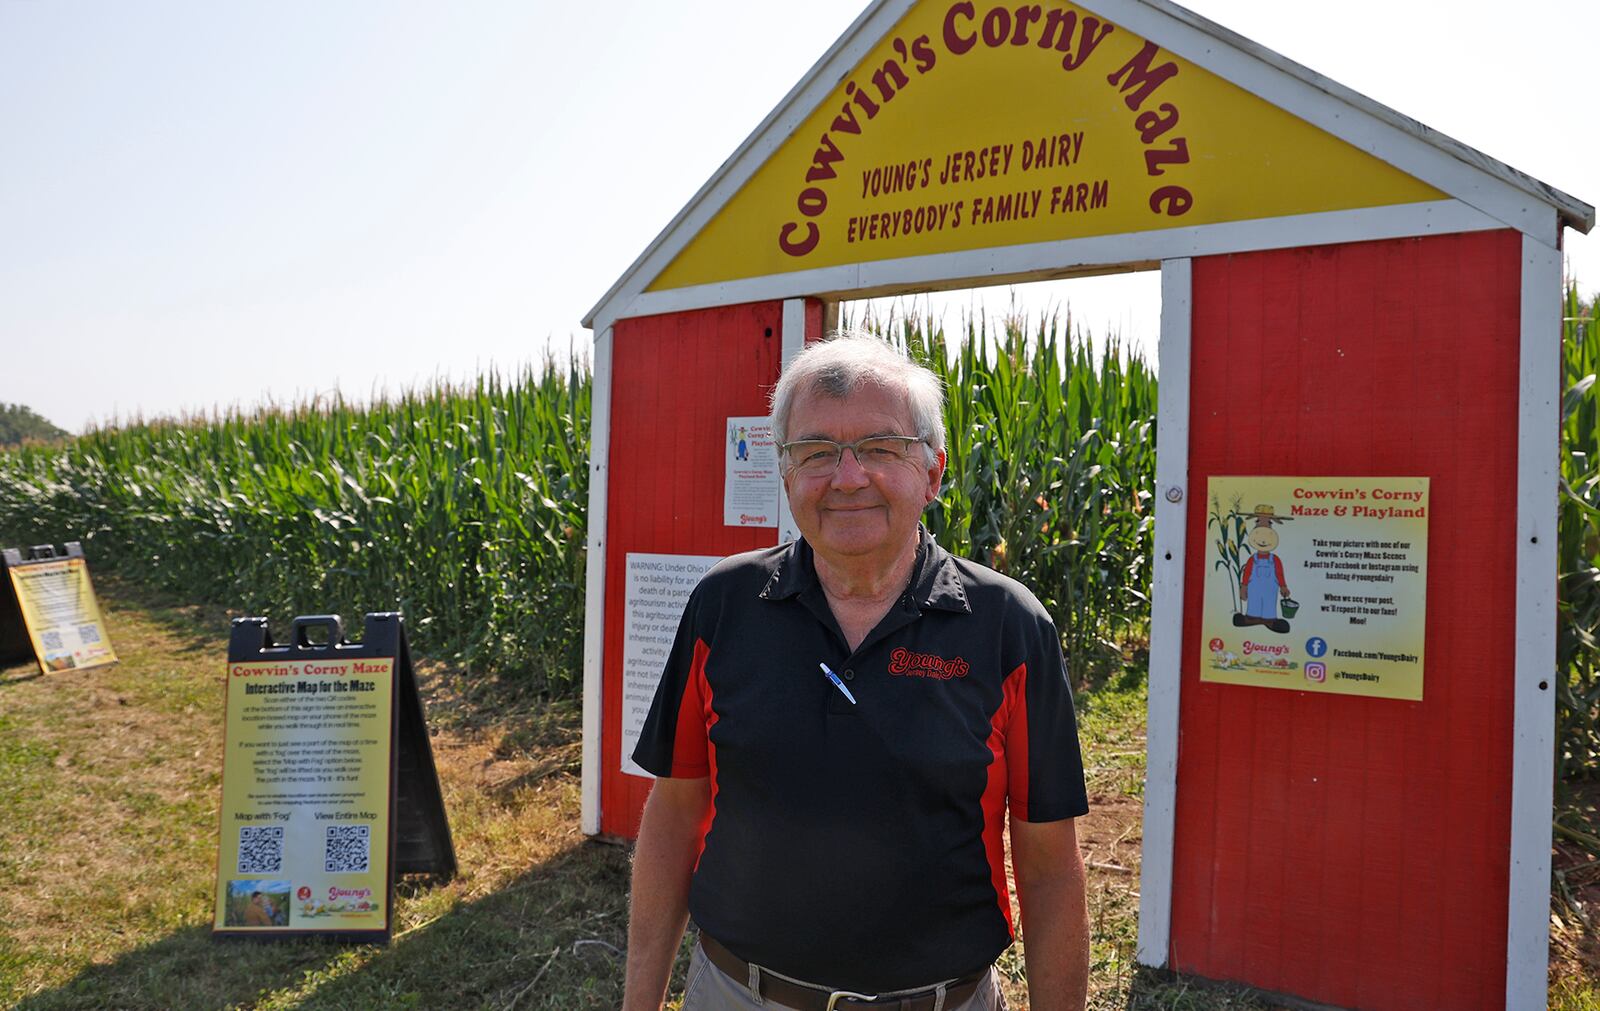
[
  {"left": 0, "top": 584, "right": 640, "bottom": 1010},
  {"left": 2, "top": 583, "right": 1590, "bottom": 1009}
]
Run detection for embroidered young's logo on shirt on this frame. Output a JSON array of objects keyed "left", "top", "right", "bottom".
[{"left": 888, "top": 647, "right": 970, "bottom": 679}]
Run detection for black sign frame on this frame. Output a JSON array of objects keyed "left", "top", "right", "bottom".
[{"left": 214, "top": 612, "right": 455, "bottom": 944}]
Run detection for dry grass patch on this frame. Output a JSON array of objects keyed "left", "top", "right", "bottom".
[
  {"left": 0, "top": 596, "right": 223, "bottom": 987},
  {"left": 0, "top": 582, "right": 1594, "bottom": 1009},
  {"left": 0, "top": 584, "right": 635, "bottom": 1010}
]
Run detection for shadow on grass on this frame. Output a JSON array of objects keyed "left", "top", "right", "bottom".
[
  {"left": 92, "top": 571, "right": 237, "bottom": 658},
  {"left": 13, "top": 838, "right": 633, "bottom": 1011},
  {"left": 1120, "top": 966, "right": 1281, "bottom": 1010},
  {"left": 0, "top": 663, "right": 43, "bottom": 689},
  {"left": 89, "top": 572, "right": 582, "bottom": 754}
]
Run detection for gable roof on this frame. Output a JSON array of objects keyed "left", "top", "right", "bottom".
[
  {"left": 585, "top": 0, "right": 1592, "bottom": 329},
  {"left": 1145, "top": 0, "right": 1591, "bottom": 232}
]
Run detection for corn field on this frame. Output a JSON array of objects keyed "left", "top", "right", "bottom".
[
  {"left": 893, "top": 312, "right": 1157, "bottom": 682},
  {"left": 0, "top": 363, "right": 591, "bottom": 692},
  {"left": 0, "top": 303, "right": 1595, "bottom": 793},
  {"left": 1558, "top": 286, "right": 1600, "bottom": 796}
]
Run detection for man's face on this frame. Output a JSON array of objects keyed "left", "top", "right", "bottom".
[{"left": 782, "top": 383, "right": 944, "bottom": 565}]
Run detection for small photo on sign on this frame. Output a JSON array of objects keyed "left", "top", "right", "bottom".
[{"left": 223, "top": 879, "right": 291, "bottom": 928}]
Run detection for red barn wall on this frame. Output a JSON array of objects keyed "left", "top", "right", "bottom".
[
  {"left": 600, "top": 301, "right": 784, "bottom": 839},
  {"left": 1172, "top": 229, "right": 1523, "bottom": 1009}
]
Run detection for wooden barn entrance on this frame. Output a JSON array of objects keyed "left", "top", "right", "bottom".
[{"left": 581, "top": 1, "right": 1594, "bottom": 1007}]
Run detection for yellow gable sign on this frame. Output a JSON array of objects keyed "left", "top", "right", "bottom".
[{"left": 650, "top": 0, "right": 1443, "bottom": 292}]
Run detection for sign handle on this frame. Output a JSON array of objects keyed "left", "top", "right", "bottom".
[{"left": 288, "top": 614, "right": 345, "bottom": 648}]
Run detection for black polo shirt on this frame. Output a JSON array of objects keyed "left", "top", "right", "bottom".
[{"left": 632, "top": 528, "right": 1088, "bottom": 992}]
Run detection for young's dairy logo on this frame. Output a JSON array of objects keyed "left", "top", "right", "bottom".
[
  {"left": 1242, "top": 641, "right": 1288, "bottom": 657},
  {"left": 888, "top": 647, "right": 970, "bottom": 679},
  {"left": 329, "top": 886, "right": 372, "bottom": 900}
]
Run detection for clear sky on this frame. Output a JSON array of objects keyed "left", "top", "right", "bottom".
[{"left": 2, "top": 0, "right": 1594, "bottom": 433}]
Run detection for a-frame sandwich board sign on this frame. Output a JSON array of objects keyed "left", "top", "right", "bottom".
[
  {"left": 213, "top": 612, "right": 455, "bottom": 942},
  {"left": 0, "top": 541, "right": 116, "bottom": 673}
]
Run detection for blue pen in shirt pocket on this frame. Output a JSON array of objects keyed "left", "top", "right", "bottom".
[{"left": 818, "top": 661, "right": 857, "bottom": 704}]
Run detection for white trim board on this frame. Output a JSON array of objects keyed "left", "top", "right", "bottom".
[
  {"left": 777, "top": 299, "right": 808, "bottom": 545},
  {"left": 1077, "top": 0, "right": 1590, "bottom": 243},
  {"left": 1506, "top": 234, "right": 1560, "bottom": 1010},
  {"left": 582, "top": 0, "right": 1591, "bottom": 330},
  {"left": 579, "top": 326, "right": 615, "bottom": 836},
  {"left": 595, "top": 200, "right": 1499, "bottom": 332},
  {"left": 1136, "top": 257, "right": 1190, "bottom": 968}
]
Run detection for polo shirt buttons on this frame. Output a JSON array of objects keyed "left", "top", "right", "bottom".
[{"left": 843, "top": 669, "right": 855, "bottom": 681}]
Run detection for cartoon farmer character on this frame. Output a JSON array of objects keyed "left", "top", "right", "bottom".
[
  {"left": 1234, "top": 504, "right": 1293, "bottom": 633},
  {"left": 737, "top": 426, "right": 748, "bottom": 461}
]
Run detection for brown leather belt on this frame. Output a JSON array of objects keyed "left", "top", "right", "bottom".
[{"left": 699, "top": 934, "right": 987, "bottom": 1011}]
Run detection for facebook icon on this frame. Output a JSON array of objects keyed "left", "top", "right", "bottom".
[{"left": 1306, "top": 637, "right": 1328, "bottom": 658}]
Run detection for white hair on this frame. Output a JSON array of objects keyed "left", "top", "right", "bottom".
[{"left": 769, "top": 330, "right": 946, "bottom": 461}]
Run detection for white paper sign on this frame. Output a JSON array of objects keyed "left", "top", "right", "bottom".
[
  {"left": 724, "top": 416, "right": 779, "bottom": 528},
  {"left": 621, "top": 552, "right": 722, "bottom": 778}
]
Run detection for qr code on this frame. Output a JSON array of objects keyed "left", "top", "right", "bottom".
[
  {"left": 324, "top": 824, "right": 370, "bottom": 873},
  {"left": 77, "top": 623, "right": 101, "bottom": 645},
  {"left": 238, "top": 825, "right": 284, "bottom": 874},
  {"left": 40, "top": 631, "right": 62, "bottom": 650}
]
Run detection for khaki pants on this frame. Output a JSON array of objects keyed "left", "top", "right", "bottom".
[{"left": 680, "top": 941, "right": 1008, "bottom": 1011}]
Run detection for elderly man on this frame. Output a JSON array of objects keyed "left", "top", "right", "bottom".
[{"left": 624, "top": 333, "right": 1089, "bottom": 1011}]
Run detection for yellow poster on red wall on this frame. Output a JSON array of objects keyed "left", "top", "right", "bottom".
[
  {"left": 1200, "top": 476, "right": 1430, "bottom": 700},
  {"left": 214, "top": 657, "right": 394, "bottom": 933},
  {"left": 7, "top": 557, "right": 116, "bottom": 673},
  {"left": 651, "top": 0, "right": 1441, "bottom": 292}
]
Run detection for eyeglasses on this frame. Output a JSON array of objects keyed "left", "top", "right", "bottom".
[{"left": 779, "top": 435, "right": 928, "bottom": 477}]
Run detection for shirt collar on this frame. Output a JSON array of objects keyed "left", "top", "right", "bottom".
[{"left": 759, "top": 525, "right": 971, "bottom": 614}]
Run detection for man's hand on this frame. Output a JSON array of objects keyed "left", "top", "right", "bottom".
[
  {"left": 622, "top": 776, "right": 712, "bottom": 1011},
  {"left": 1011, "top": 816, "right": 1089, "bottom": 1011}
]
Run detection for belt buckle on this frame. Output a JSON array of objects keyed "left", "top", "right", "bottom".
[{"left": 824, "top": 989, "right": 878, "bottom": 1010}]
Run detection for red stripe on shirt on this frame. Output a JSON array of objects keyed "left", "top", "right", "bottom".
[
  {"left": 671, "top": 639, "right": 719, "bottom": 868},
  {"left": 980, "top": 662, "right": 1029, "bottom": 934},
  {"left": 669, "top": 638, "right": 712, "bottom": 777},
  {"left": 698, "top": 641, "right": 720, "bottom": 867},
  {"left": 1006, "top": 664, "right": 1031, "bottom": 815}
]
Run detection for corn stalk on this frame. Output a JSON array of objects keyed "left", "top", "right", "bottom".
[
  {"left": 1558, "top": 284, "right": 1600, "bottom": 800},
  {"left": 0, "top": 360, "right": 590, "bottom": 694}
]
